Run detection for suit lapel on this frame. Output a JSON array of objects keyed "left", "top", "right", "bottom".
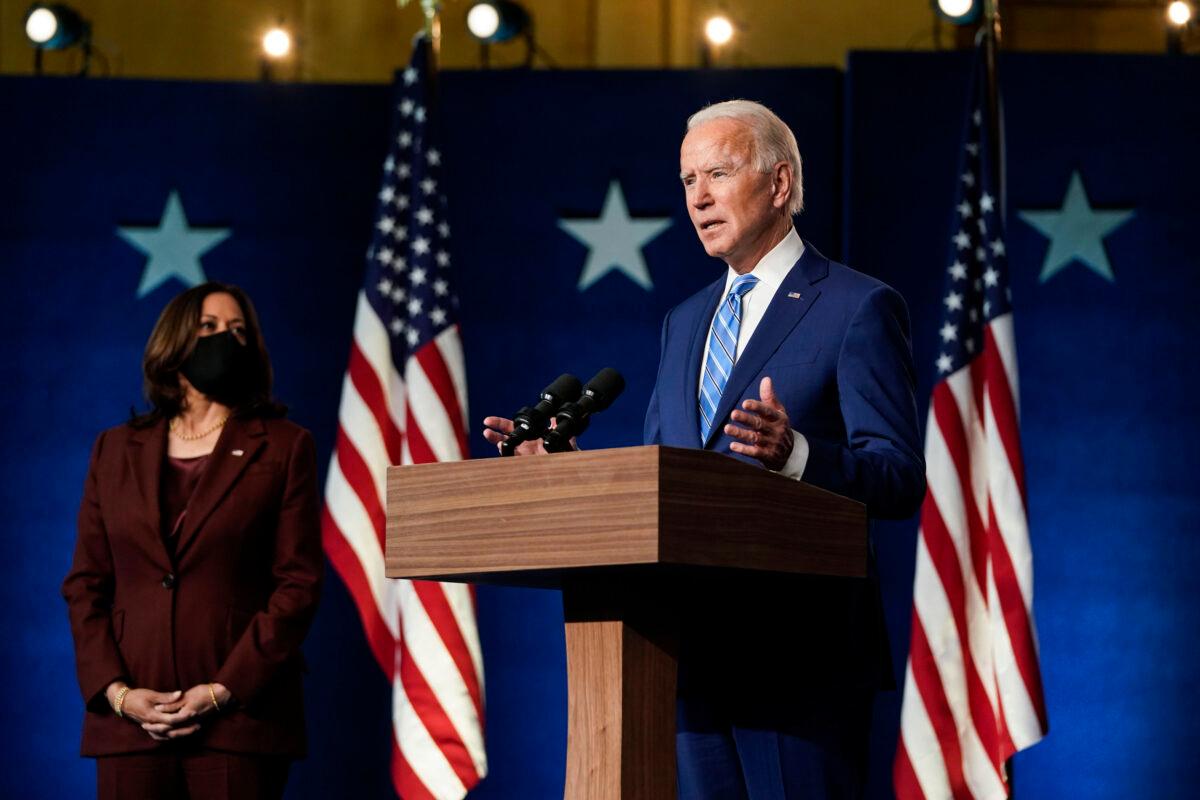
[
  {"left": 174, "top": 416, "right": 266, "bottom": 559},
  {"left": 702, "top": 244, "right": 829, "bottom": 448},
  {"left": 681, "top": 279, "right": 726, "bottom": 448},
  {"left": 126, "top": 419, "right": 167, "bottom": 552}
]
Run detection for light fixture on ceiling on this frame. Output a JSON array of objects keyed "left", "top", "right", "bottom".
[
  {"left": 466, "top": 1, "right": 528, "bottom": 44},
  {"left": 1166, "top": 1, "right": 1195, "bottom": 54},
  {"left": 704, "top": 15, "right": 735, "bottom": 47},
  {"left": 1167, "top": 1, "right": 1193, "bottom": 27},
  {"left": 933, "top": 0, "right": 982, "bottom": 26},
  {"left": 466, "top": 1, "right": 538, "bottom": 68},
  {"left": 263, "top": 27, "right": 292, "bottom": 60},
  {"left": 23, "top": 3, "right": 92, "bottom": 75},
  {"left": 260, "top": 20, "right": 296, "bottom": 81},
  {"left": 700, "top": 13, "right": 739, "bottom": 68}
]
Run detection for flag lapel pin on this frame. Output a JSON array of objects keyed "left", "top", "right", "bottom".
[
  {"left": 787, "top": 291, "right": 803, "bottom": 299},
  {"left": 232, "top": 449, "right": 244, "bottom": 457}
]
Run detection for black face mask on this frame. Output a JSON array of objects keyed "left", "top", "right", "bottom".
[{"left": 181, "top": 330, "right": 251, "bottom": 405}]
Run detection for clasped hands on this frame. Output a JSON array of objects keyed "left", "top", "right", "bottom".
[
  {"left": 106, "top": 681, "right": 232, "bottom": 741},
  {"left": 483, "top": 376, "right": 793, "bottom": 471}
]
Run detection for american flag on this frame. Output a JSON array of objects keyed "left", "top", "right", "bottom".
[
  {"left": 321, "top": 37, "right": 487, "bottom": 800},
  {"left": 894, "top": 48, "right": 1048, "bottom": 800}
]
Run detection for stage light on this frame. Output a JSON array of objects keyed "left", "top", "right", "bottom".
[
  {"left": 933, "top": 0, "right": 981, "bottom": 25},
  {"left": 1167, "top": 1, "right": 1193, "bottom": 26},
  {"left": 465, "top": 1, "right": 528, "bottom": 43},
  {"left": 467, "top": 3, "right": 500, "bottom": 39},
  {"left": 23, "top": 3, "right": 88, "bottom": 50},
  {"left": 705, "top": 15, "right": 734, "bottom": 46},
  {"left": 262, "top": 26, "right": 292, "bottom": 59},
  {"left": 24, "top": 7, "right": 55, "bottom": 43},
  {"left": 938, "top": 0, "right": 973, "bottom": 16}
]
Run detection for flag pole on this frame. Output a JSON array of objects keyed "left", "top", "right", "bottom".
[
  {"left": 983, "top": 0, "right": 1003, "bottom": 212},
  {"left": 418, "top": 0, "right": 442, "bottom": 104},
  {"left": 985, "top": 6, "right": 1013, "bottom": 793},
  {"left": 420, "top": 0, "right": 441, "bottom": 65}
]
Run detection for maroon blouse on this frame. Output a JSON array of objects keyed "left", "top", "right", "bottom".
[{"left": 160, "top": 454, "right": 210, "bottom": 550}]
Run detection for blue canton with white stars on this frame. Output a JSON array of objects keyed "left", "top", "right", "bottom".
[
  {"left": 936, "top": 56, "right": 1013, "bottom": 378},
  {"left": 364, "top": 38, "right": 459, "bottom": 370}
]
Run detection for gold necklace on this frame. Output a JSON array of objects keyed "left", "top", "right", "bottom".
[{"left": 170, "top": 414, "right": 229, "bottom": 441}]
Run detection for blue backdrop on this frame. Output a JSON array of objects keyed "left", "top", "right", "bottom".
[{"left": 1, "top": 52, "right": 1196, "bottom": 799}]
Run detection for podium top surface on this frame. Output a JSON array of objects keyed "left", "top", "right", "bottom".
[{"left": 385, "top": 445, "right": 868, "bottom": 585}]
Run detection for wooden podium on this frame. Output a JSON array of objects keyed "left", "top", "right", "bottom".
[{"left": 385, "top": 445, "right": 867, "bottom": 800}]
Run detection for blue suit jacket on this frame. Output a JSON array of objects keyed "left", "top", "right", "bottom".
[{"left": 644, "top": 241, "right": 925, "bottom": 696}]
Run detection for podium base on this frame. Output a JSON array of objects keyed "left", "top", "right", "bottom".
[{"left": 563, "top": 582, "right": 678, "bottom": 800}]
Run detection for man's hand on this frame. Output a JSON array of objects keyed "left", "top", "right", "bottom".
[
  {"left": 139, "top": 683, "right": 232, "bottom": 740},
  {"left": 482, "top": 417, "right": 548, "bottom": 455},
  {"left": 482, "top": 417, "right": 576, "bottom": 455},
  {"left": 725, "top": 376, "right": 794, "bottom": 471}
]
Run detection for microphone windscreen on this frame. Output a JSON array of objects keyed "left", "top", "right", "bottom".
[
  {"left": 582, "top": 368, "right": 625, "bottom": 412},
  {"left": 543, "top": 373, "right": 583, "bottom": 403}
]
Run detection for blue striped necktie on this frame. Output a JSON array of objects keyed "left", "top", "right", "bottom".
[{"left": 699, "top": 274, "right": 759, "bottom": 442}]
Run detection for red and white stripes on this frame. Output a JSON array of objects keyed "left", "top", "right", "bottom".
[
  {"left": 895, "top": 313, "right": 1048, "bottom": 800},
  {"left": 323, "top": 291, "right": 486, "bottom": 799}
]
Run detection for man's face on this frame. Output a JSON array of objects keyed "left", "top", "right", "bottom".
[{"left": 680, "top": 118, "right": 782, "bottom": 269}]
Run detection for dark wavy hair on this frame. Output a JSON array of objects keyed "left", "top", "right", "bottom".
[{"left": 131, "top": 282, "right": 286, "bottom": 427}]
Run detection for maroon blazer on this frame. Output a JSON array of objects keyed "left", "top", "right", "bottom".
[{"left": 62, "top": 415, "right": 323, "bottom": 758}]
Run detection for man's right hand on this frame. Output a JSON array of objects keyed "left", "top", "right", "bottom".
[{"left": 482, "top": 416, "right": 551, "bottom": 456}]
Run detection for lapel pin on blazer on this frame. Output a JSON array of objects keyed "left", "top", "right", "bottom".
[
  {"left": 787, "top": 291, "right": 803, "bottom": 299},
  {"left": 232, "top": 449, "right": 245, "bottom": 457}
]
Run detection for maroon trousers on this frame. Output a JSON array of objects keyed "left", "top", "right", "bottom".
[{"left": 96, "top": 750, "right": 289, "bottom": 800}]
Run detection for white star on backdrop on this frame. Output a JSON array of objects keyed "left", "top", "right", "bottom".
[
  {"left": 1018, "top": 170, "right": 1135, "bottom": 283},
  {"left": 117, "top": 191, "right": 230, "bottom": 298},
  {"left": 558, "top": 180, "right": 672, "bottom": 291}
]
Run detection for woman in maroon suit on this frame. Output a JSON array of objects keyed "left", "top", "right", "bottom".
[{"left": 62, "top": 282, "right": 323, "bottom": 800}]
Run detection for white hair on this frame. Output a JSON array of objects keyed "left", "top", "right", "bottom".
[{"left": 686, "top": 99, "right": 804, "bottom": 215}]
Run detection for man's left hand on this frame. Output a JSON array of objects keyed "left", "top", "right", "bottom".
[{"left": 726, "top": 376, "right": 793, "bottom": 471}]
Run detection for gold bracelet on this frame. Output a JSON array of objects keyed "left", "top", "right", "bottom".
[
  {"left": 207, "top": 683, "right": 221, "bottom": 712},
  {"left": 113, "top": 686, "right": 131, "bottom": 718}
]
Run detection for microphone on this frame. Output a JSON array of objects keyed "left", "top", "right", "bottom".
[
  {"left": 541, "top": 368, "right": 625, "bottom": 453},
  {"left": 499, "top": 373, "right": 583, "bottom": 456}
]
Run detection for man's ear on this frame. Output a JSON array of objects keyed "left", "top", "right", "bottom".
[{"left": 772, "top": 162, "right": 793, "bottom": 210}]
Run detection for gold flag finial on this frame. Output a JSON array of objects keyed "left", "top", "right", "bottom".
[{"left": 397, "top": 0, "right": 441, "bottom": 37}]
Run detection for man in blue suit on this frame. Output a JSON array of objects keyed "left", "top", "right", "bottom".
[
  {"left": 486, "top": 100, "right": 924, "bottom": 799},
  {"left": 649, "top": 101, "right": 925, "bottom": 800}
]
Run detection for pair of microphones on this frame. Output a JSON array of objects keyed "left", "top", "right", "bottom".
[{"left": 499, "top": 369, "right": 626, "bottom": 455}]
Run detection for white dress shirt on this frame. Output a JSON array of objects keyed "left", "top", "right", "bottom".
[{"left": 698, "top": 227, "right": 811, "bottom": 479}]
